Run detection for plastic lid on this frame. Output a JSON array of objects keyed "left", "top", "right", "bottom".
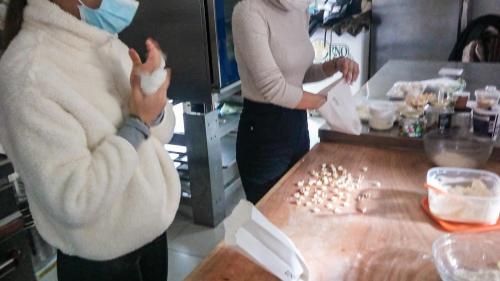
[
  {"left": 473, "top": 106, "right": 500, "bottom": 115},
  {"left": 485, "top": 85, "right": 498, "bottom": 92},
  {"left": 453, "top": 91, "right": 470, "bottom": 97},
  {"left": 476, "top": 86, "right": 500, "bottom": 97}
]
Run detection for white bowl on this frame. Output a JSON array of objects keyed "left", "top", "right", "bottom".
[
  {"left": 369, "top": 101, "right": 395, "bottom": 118},
  {"left": 368, "top": 101, "right": 396, "bottom": 130},
  {"left": 369, "top": 115, "right": 396, "bottom": 130}
]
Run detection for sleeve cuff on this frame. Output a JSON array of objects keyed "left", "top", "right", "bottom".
[
  {"left": 304, "top": 64, "right": 328, "bottom": 83},
  {"left": 317, "top": 63, "right": 328, "bottom": 79},
  {"left": 117, "top": 116, "right": 151, "bottom": 149},
  {"left": 151, "top": 109, "right": 165, "bottom": 127}
]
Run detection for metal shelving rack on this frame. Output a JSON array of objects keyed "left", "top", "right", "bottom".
[
  {"left": 169, "top": 91, "right": 242, "bottom": 227},
  {"left": 120, "top": 0, "right": 244, "bottom": 227}
]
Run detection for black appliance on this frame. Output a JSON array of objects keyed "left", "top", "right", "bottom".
[
  {"left": 0, "top": 160, "right": 36, "bottom": 281},
  {"left": 121, "top": 0, "right": 241, "bottom": 104},
  {"left": 0, "top": 161, "right": 17, "bottom": 221}
]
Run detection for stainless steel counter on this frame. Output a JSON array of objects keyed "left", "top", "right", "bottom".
[
  {"left": 320, "top": 60, "right": 500, "bottom": 157},
  {"left": 358, "top": 60, "right": 500, "bottom": 101}
]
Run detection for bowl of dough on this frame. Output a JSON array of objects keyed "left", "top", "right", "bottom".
[
  {"left": 426, "top": 167, "right": 500, "bottom": 225},
  {"left": 423, "top": 129, "right": 494, "bottom": 169},
  {"left": 433, "top": 232, "right": 500, "bottom": 281}
]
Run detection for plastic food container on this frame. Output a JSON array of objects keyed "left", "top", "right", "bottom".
[
  {"left": 473, "top": 106, "right": 500, "bottom": 140},
  {"left": 399, "top": 110, "right": 425, "bottom": 138},
  {"left": 427, "top": 167, "right": 500, "bottom": 225},
  {"left": 424, "top": 104, "right": 453, "bottom": 132},
  {"left": 451, "top": 109, "right": 472, "bottom": 132},
  {"left": 433, "top": 232, "right": 500, "bottom": 281},
  {"left": 453, "top": 91, "right": 470, "bottom": 110},
  {"left": 369, "top": 101, "right": 396, "bottom": 130},
  {"left": 475, "top": 86, "right": 500, "bottom": 110}
]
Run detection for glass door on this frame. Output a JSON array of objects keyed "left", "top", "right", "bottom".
[{"left": 212, "top": 0, "right": 240, "bottom": 89}]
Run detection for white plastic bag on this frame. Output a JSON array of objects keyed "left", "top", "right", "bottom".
[
  {"left": 224, "top": 200, "right": 309, "bottom": 281},
  {"left": 317, "top": 79, "right": 362, "bottom": 135}
]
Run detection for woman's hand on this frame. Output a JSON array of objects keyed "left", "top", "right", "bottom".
[
  {"left": 130, "top": 38, "right": 164, "bottom": 75},
  {"left": 128, "top": 39, "right": 170, "bottom": 126},
  {"left": 323, "top": 57, "right": 359, "bottom": 84},
  {"left": 295, "top": 92, "right": 327, "bottom": 110}
]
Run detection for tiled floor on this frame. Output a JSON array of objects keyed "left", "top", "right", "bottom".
[{"left": 39, "top": 117, "right": 324, "bottom": 281}]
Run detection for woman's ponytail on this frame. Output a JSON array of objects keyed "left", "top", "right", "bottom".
[{"left": 4, "top": 0, "right": 27, "bottom": 48}]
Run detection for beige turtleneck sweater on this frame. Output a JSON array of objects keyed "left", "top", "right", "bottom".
[{"left": 232, "top": 0, "right": 327, "bottom": 109}]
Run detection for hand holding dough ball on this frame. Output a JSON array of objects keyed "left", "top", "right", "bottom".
[{"left": 129, "top": 38, "right": 169, "bottom": 96}]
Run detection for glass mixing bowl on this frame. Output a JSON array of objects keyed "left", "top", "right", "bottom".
[
  {"left": 433, "top": 232, "right": 500, "bottom": 281},
  {"left": 423, "top": 129, "right": 494, "bottom": 168}
]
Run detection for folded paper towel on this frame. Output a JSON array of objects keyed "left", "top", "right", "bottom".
[
  {"left": 317, "top": 79, "right": 362, "bottom": 135},
  {"left": 225, "top": 200, "right": 309, "bottom": 281}
]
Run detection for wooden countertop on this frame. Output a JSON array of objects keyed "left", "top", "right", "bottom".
[{"left": 186, "top": 143, "right": 500, "bottom": 281}]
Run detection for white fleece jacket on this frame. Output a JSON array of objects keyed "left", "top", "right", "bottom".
[{"left": 0, "top": 0, "right": 180, "bottom": 260}]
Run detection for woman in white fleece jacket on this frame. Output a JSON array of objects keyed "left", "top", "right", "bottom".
[{"left": 0, "top": 0, "right": 180, "bottom": 280}]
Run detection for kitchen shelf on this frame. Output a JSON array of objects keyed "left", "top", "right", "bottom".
[
  {"left": 218, "top": 114, "right": 240, "bottom": 138},
  {"left": 35, "top": 255, "right": 57, "bottom": 280},
  {"left": 213, "top": 81, "right": 242, "bottom": 104}
]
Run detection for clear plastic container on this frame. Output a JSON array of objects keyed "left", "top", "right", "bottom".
[
  {"left": 473, "top": 106, "right": 500, "bottom": 140},
  {"left": 433, "top": 232, "right": 500, "bottom": 281},
  {"left": 475, "top": 86, "right": 500, "bottom": 110},
  {"left": 369, "top": 101, "right": 396, "bottom": 130},
  {"left": 427, "top": 167, "right": 500, "bottom": 225},
  {"left": 399, "top": 110, "right": 425, "bottom": 138}
]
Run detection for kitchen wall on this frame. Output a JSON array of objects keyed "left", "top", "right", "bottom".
[
  {"left": 369, "top": 0, "right": 462, "bottom": 75},
  {"left": 470, "top": 0, "right": 500, "bottom": 19}
]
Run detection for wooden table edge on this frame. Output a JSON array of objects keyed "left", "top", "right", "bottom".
[{"left": 184, "top": 144, "right": 319, "bottom": 280}]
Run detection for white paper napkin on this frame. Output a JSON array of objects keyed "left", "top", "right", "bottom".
[
  {"left": 225, "top": 200, "right": 309, "bottom": 281},
  {"left": 317, "top": 79, "right": 362, "bottom": 135}
]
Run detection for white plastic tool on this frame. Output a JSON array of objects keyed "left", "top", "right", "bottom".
[
  {"left": 438, "top": 67, "right": 464, "bottom": 77},
  {"left": 317, "top": 79, "right": 362, "bottom": 135},
  {"left": 225, "top": 200, "right": 310, "bottom": 281}
]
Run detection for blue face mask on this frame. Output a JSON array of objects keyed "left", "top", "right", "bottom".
[{"left": 78, "top": 0, "right": 139, "bottom": 34}]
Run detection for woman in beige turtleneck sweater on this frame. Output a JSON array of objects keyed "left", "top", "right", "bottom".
[{"left": 233, "top": 0, "right": 359, "bottom": 203}]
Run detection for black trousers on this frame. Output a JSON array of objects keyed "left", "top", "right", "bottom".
[
  {"left": 236, "top": 99, "right": 310, "bottom": 204},
  {"left": 57, "top": 232, "right": 167, "bottom": 281}
]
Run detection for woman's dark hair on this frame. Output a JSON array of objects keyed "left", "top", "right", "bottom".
[{"left": 4, "top": 0, "right": 28, "bottom": 48}]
